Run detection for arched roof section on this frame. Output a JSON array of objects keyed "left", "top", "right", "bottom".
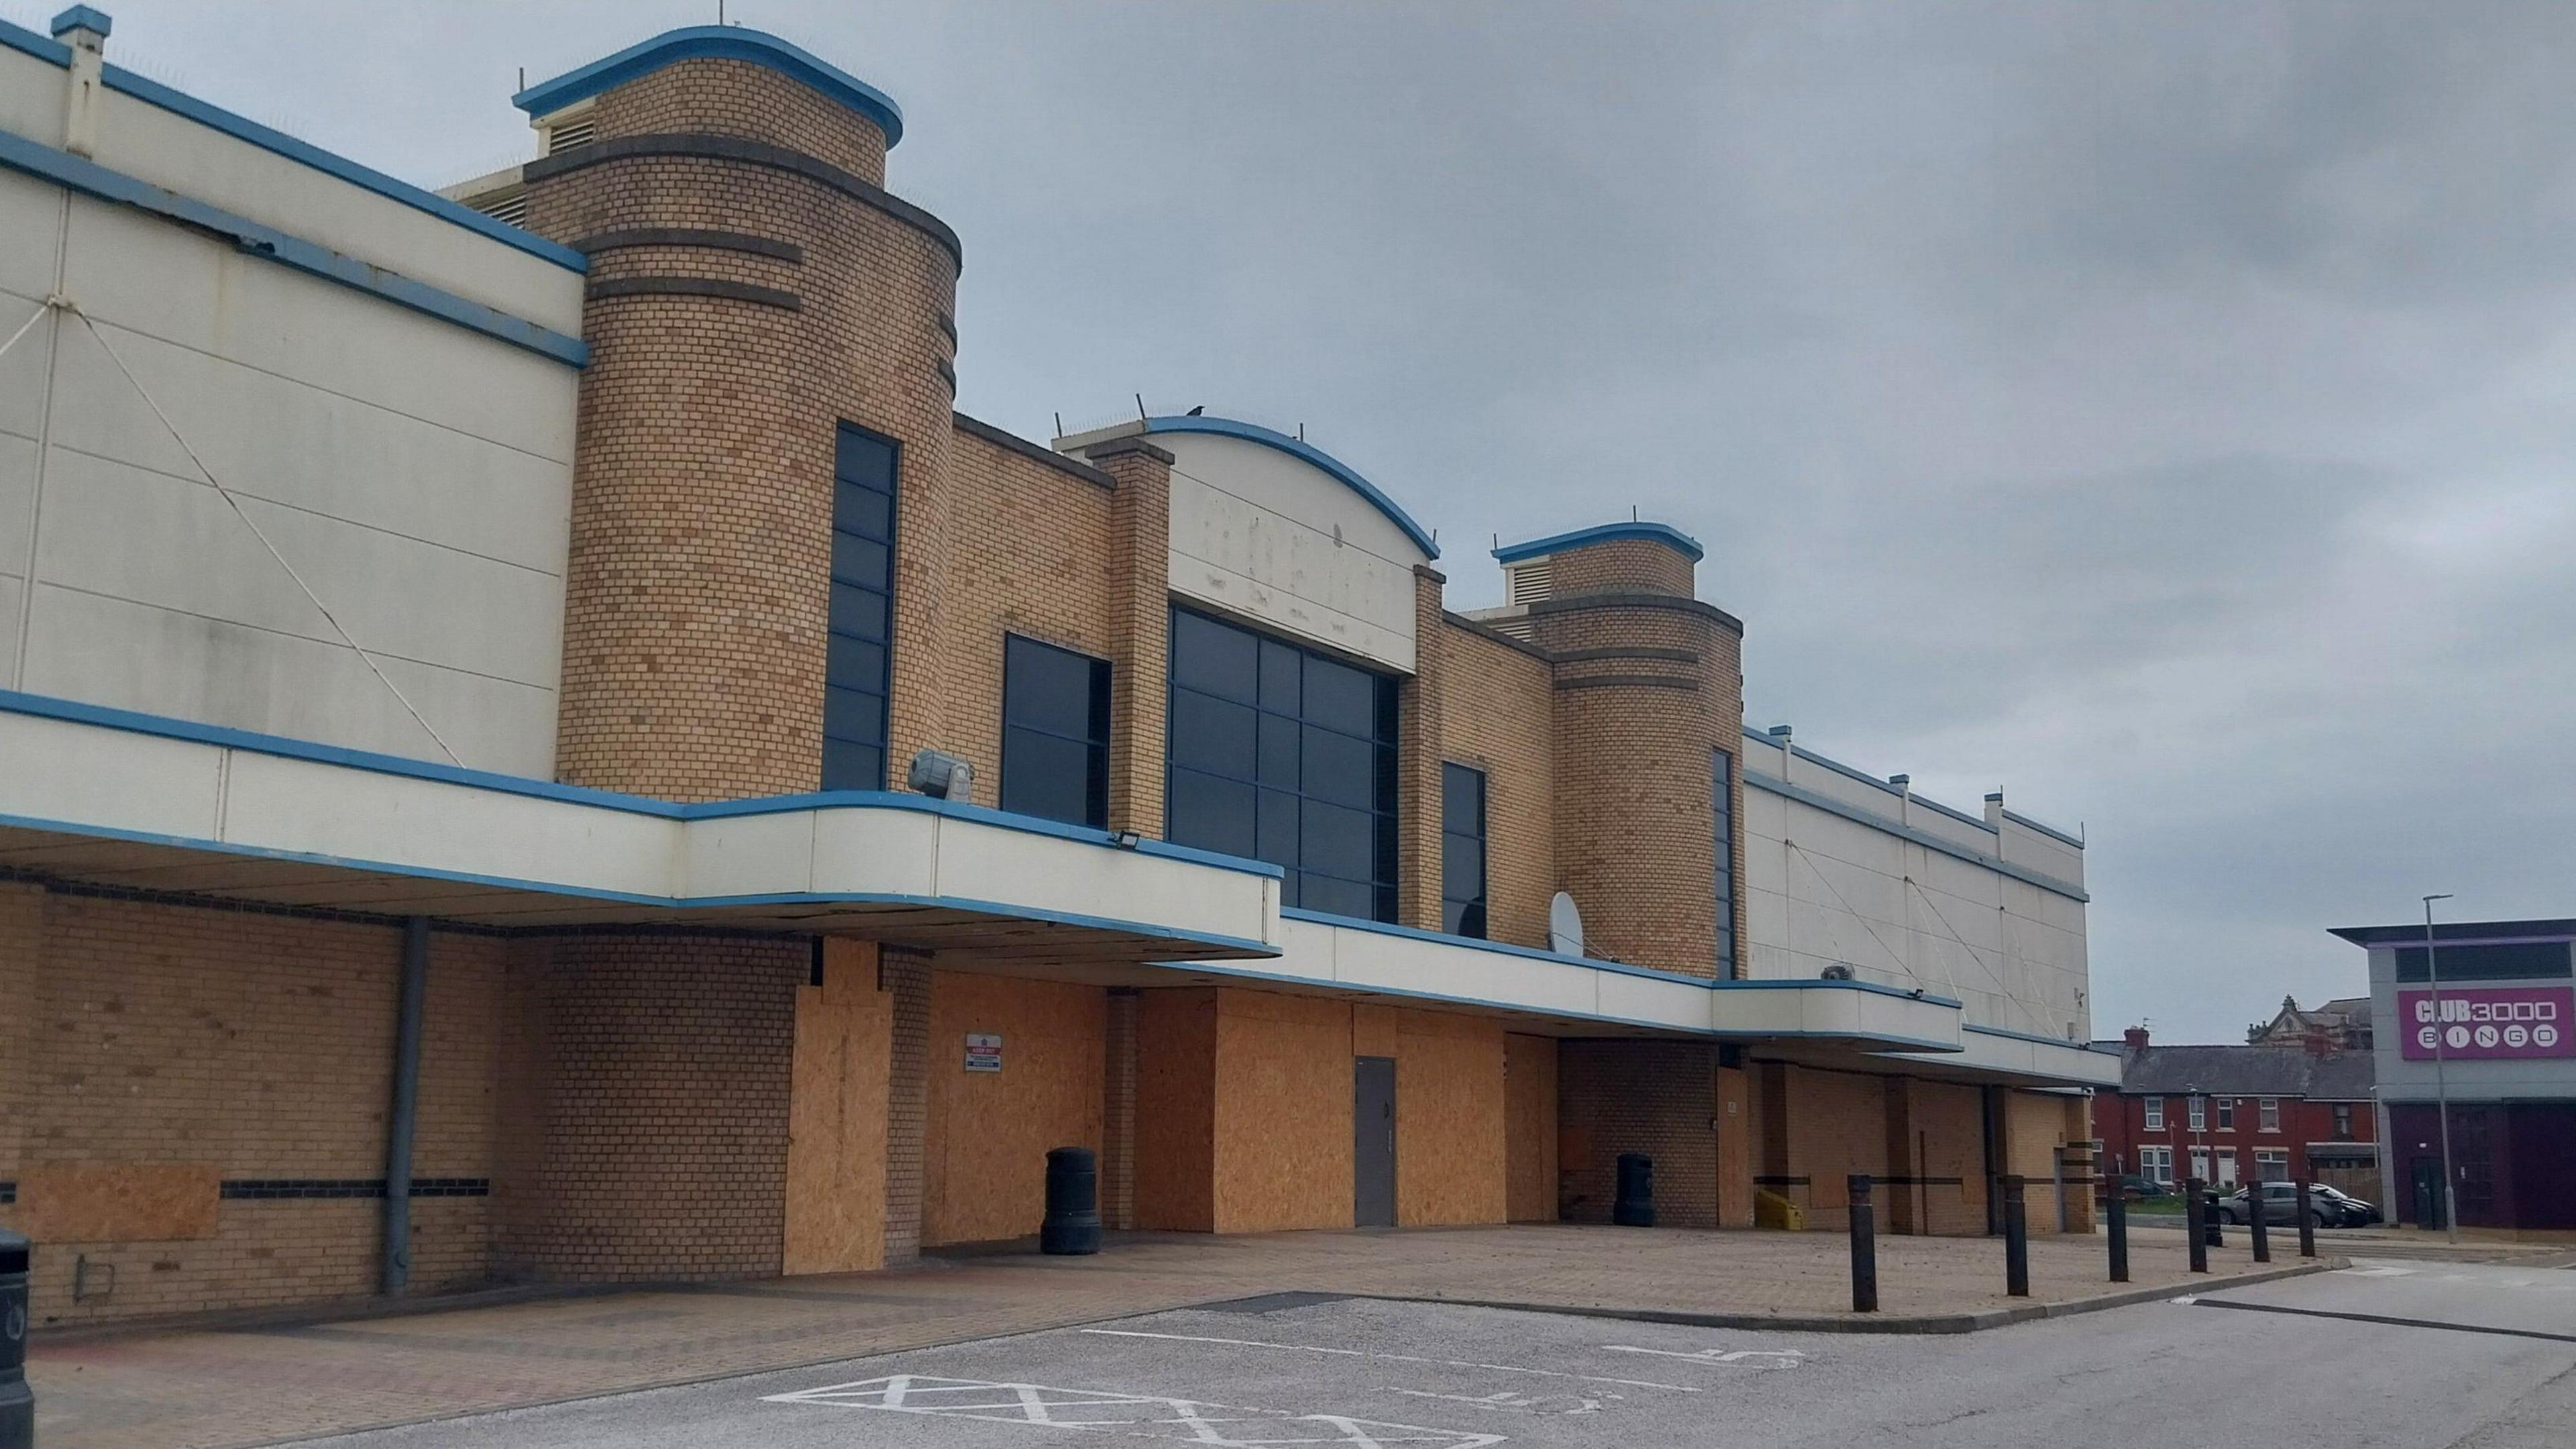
[
  {"left": 1142, "top": 415, "right": 1440, "bottom": 560},
  {"left": 1494, "top": 521, "right": 1704, "bottom": 564}
]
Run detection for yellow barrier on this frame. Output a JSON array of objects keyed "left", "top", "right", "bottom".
[{"left": 1755, "top": 1188, "right": 1806, "bottom": 1230}]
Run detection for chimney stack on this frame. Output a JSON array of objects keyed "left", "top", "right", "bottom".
[{"left": 2123, "top": 1025, "right": 2149, "bottom": 1052}]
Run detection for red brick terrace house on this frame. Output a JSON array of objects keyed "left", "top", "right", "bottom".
[{"left": 2092, "top": 1026, "right": 2377, "bottom": 1193}]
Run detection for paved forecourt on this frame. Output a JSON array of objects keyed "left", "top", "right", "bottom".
[
  {"left": 308, "top": 1257, "right": 2576, "bottom": 1448},
  {"left": 28, "top": 1223, "right": 2329, "bottom": 1449}
]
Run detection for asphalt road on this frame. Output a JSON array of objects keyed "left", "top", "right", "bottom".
[{"left": 313, "top": 1257, "right": 2576, "bottom": 1448}]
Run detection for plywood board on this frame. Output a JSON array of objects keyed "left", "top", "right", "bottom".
[
  {"left": 924, "top": 971, "right": 1106, "bottom": 1246},
  {"left": 1213, "top": 989, "right": 1353, "bottom": 1234},
  {"left": 783, "top": 938, "right": 890, "bottom": 1275},
  {"left": 1505, "top": 1033, "right": 1559, "bottom": 1223},
  {"left": 17, "top": 1163, "right": 220, "bottom": 1242},
  {"left": 1393, "top": 1009, "right": 1507, "bottom": 1226}
]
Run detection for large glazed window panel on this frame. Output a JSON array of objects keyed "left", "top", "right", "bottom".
[
  {"left": 1002, "top": 635, "right": 1111, "bottom": 828},
  {"left": 1442, "top": 762, "right": 1488, "bottom": 938},
  {"left": 1166, "top": 606, "right": 1399, "bottom": 921},
  {"left": 823, "top": 423, "right": 898, "bottom": 790}
]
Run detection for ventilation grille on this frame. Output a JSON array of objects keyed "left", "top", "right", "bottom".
[
  {"left": 545, "top": 119, "right": 596, "bottom": 154},
  {"left": 477, "top": 191, "right": 529, "bottom": 228},
  {"left": 1506, "top": 559, "right": 1554, "bottom": 606},
  {"left": 1487, "top": 614, "right": 1536, "bottom": 643}
]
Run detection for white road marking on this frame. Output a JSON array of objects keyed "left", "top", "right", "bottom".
[
  {"left": 2346, "top": 1266, "right": 2418, "bottom": 1278},
  {"left": 1599, "top": 1345, "right": 1805, "bottom": 1366},
  {"left": 764, "top": 1373, "right": 1507, "bottom": 1447},
  {"left": 1385, "top": 1387, "right": 1606, "bottom": 1415},
  {"left": 1081, "top": 1327, "right": 1699, "bottom": 1392}
]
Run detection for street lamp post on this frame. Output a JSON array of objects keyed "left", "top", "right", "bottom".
[{"left": 2424, "top": 893, "right": 2459, "bottom": 1244}]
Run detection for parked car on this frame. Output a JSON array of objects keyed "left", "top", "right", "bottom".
[
  {"left": 2110, "top": 1175, "right": 2171, "bottom": 1201},
  {"left": 2212, "top": 1181, "right": 2378, "bottom": 1227}
]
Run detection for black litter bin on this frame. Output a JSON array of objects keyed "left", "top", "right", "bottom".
[
  {"left": 1041, "top": 1146, "right": 1102, "bottom": 1255},
  {"left": 1613, "top": 1152, "right": 1655, "bottom": 1227},
  {"left": 1, "top": 1227, "right": 30, "bottom": 1449}
]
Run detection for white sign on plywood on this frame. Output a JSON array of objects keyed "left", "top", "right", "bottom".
[{"left": 964, "top": 1033, "right": 1003, "bottom": 1073}]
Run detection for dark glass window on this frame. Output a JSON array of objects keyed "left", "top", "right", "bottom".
[
  {"left": 1002, "top": 635, "right": 1110, "bottom": 828},
  {"left": 823, "top": 424, "right": 898, "bottom": 790},
  {"left": 2395, "top": 941, "right": 2573, "bottom": 982},
  {"left": 1442, "top": 763, "right": 1488, "bottom": 938},
  {"left": 1713, "top": 749, "right": 1737, "bottom": 974},
  {"left": 1165, "top": 606, "right": 1398, "bottom": 921}
]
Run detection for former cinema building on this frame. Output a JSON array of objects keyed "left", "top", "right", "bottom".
[{"left": 0, "top": 11, "right": 2113, "bottom": 1326}]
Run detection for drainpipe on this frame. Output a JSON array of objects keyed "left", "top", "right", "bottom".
[{"left": 382, "top": 917, "right": 429, "bottom": 1296}]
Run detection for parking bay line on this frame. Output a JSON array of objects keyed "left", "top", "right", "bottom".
[{"left": 1079, "top": 1328, "right": 1702, "bottom": 1391}]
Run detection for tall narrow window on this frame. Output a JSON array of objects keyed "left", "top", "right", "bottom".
[
  {"left": 1002, "top": 635, "right": 1110, "bottom": 828},
  {"left": 1165, "top": 607, "right": 1399, "bottom": 922},
  {"left": 823, "top": 424, "right": 897, "bottom": 790},
  {"left": 2188, "top": 1097, "right": 2206, "bottom": 1132},
  {"left": 1713, "top": 749, "right": 1737, "bottom": 974},
  {"left": 1441, "top": 763, "right": 1488, "bottom": 938},
  {"left": 2258, "top": 1097, "right": 2280, "bottom": 1133},
  {"left": 2216, "top": 1097, "right": 2236, "bottom": 1131},
  {"left": 2143, "top": 1097, "right": 2165, "bottom": 1131}
]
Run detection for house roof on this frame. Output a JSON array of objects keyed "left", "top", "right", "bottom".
[{"left": 2109, "top": 1042, "right": 2375, "bottom": 1099}]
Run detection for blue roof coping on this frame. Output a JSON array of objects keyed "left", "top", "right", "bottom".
[
  {"left": 0, "top": 15, "right": 70, "bottom": 64},
  {"left": 514, "top": 26, "right": 905, "bottom": 148},
  {"left": 1137, "top": 415, "right": 1441, "bottom": 559},
  {"left": 1494, "top": 520, "right": 1705, "bottom": 565},
  {"left": 50, "top": 5, "right": 109, "bottom": 38}
]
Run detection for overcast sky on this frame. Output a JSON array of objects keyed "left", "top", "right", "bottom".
[{"left": 40, "top": 1, "right": 2575, "bottom": 1042}]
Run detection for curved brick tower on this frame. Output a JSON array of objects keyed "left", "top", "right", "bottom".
[
  {"left": 514, "top": 29, "right": 960, "bottom": 800},
  {"left": 1504, "top": 525, "right": 1746, "bottom": 978}
]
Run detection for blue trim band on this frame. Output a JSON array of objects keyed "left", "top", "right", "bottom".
[
  {"left": 1138, "top": 415, "right": 1441, "bottom": 559},
  {"left": 0, "top": 15, "right": 72, "bottom": 64},
  {"left": 1279, "top": 906, "right": 1965, "bottom": 1008},
  {"left": 0, "top": 132, "right": 588, "bottom": 366},
  {"left": 49, "top": 5, "right": 108, "bottom": 38},
  {"left": 1962, "top": 1022, "right": 2091, "bottom": 1051},
  {"left": 91, "top": 66, "right": 586, "bottom": 272},
  {"left": 1494, "top": 520, "right": 1704, "bottom": 565},
  {"left": 515, "top": 26, "right": 904, "bottom": 148},
  {"left": 1744, "top": 769, "right": 2090, "bottom": 903},
  {"left": 0, "top": 688, "right": 1285, "bottom": 880}
]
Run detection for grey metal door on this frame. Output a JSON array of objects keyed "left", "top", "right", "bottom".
[{"left": 1354, "top": 1055, "right": 1396, "bottom": 1227}]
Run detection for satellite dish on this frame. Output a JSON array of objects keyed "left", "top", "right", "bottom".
[
  {"left": 1821, "top": 963, "right": 1856, "bottom": 981},
  {"left": 1548, "top": 892, "right": 1585, "bottom": 957}
]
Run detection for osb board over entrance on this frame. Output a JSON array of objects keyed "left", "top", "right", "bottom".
[
  {"left": 783, "top": 938, "right": 890, "bottom": 1275},
  {"left": 924, "top": 971, "right": 1105, "bottom": 1247},
  {"left": 1505, "top": 1032, "right": 1558, "bottom": 1223},
  {"left": 15, "top": 1163, "right": 220, "bottom": 1242},
  {"left": 1391, "top": 1009, "right": 1507, "bottom": 1227},
  {"left": 1214, "top": 990, "right": 1354, "bottom": 1234},
  {"left": 1135, "top": 988, "right": 1217, "bottom": 1232}
]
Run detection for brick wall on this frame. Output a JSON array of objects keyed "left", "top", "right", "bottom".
[
  {"left": 498, "top": 932, "right": 802, "bottom": 1282},
  {"left": 1086, "top": 437, "right": 1174, "bottom": 839},
  {"left": 525, "top": 55, "right": 959, "bottom": 801},
  {"left": 1557, "top": 1040, "right": 1720, "bottom": 1228},
  {"left": 1396, "top": 570, "right": 1451, "bottom": 931},
  {"left": 1544, "top": 537, "right": 1698, "bottom": 599},
  {"left": 1434, "top": 619, "right": 1557, "bottom": 951},
  {"left": 0, "top": 889, "right": 507, "bottom": 1324},
  {"left": 943, "top": 427, "right": 1121, "bottom": 806}
]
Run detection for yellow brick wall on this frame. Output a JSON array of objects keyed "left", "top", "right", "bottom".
[
  {"left": 1434, "top": 620, "right": 1558, "bottom": 951},
  {"left": 0, "top": 890, "right": 505, "bottom": 1325},
  {"left": 1558, "top": 1040, "right": 1721, "bottom": 1227},
  {"left": 1544, "top": 536, "right": 1698, "bottom": 598}
]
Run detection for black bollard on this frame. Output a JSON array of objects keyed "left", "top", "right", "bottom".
[
  {"left": 2296, "top": 1179, "right": 2317, "bottom": 1258},
  {"left": 2106, "top": 1188, "right": 2129, "bottom": 1283},
  {"left": 2249, "top": 1183, "right": 2271, "bottom": 1263},
  {"left": 2184, "top": 1177, "right": 2209, "bottom": 1273},
  {"left": 2001, "top": 1175, "right": 2029, "bottom": 1297},
  {"left": 2204, "top": 1189, "right": 2226, "bottom": 1249},
  {"left": 1040, "top": 1146, "right": 1102, "bottom": 1255},
  {"left": 0, "top": 1228, "right": 28, "bottom": 1449},
  {"left": 1613, "top": 1153, "right": 1656, "bottom": 1228},
  {"left": 1848, "top": 1173, "right": 1878, "bottom": 1313}
]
